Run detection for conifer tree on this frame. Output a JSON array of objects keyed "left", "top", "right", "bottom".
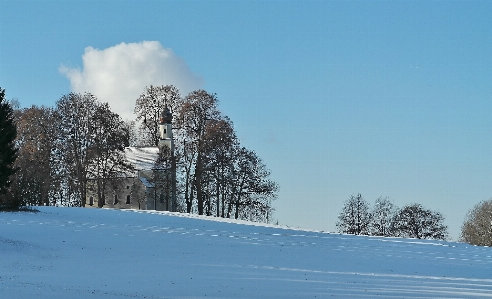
[{"left": 0, "top": 88, "right": 18, "bottom": 201}]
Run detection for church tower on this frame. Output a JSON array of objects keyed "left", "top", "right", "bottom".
[
  {"left": 156, "top": 107, "right": 176, "bottom": 212},
  {"left": 158, "top": 107, "right": 174, "bottom": 153}
]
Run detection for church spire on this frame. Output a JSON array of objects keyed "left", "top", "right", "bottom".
[
  {"left": 159, "top": 106, "right": 173, "bottom": 125},
  {"left": 158, "top": 107, "right": 173, "bottom": 143},
  {"left": 157, "top": 106, "right": 176, "bottom": 212}
]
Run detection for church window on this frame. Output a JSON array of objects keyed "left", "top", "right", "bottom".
[
  {"left": 114, "top": 194, "right": 118, "bottom": 204},
  {"left": 164, "top": 128, "right": 167, "bottom": 134},
  {"left": 89, "top": 197, "right": 93, "bottom": 206},
  {"left": 126, "top": 195, "right": 131, "bottom": 204}
]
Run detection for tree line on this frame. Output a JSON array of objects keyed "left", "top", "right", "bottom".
[
  {"left": 336, "top": 194, "right": 449, "bottom": 240},
  {"left": 0, "top": 86, "right": 278, "bottom": 223},
  {"left": 337, "top": 194, "right": 492, "bottom": 246}
]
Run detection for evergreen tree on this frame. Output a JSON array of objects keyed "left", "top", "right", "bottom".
[{"left": 0, "top": 88, "right": 18, "bottom": 205}]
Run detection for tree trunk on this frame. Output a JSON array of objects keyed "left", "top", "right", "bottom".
[
  {"left": 187, "top": 184, "right": 194, "bottom": 213},
  {"left": 195, "top": 151, "right": 204, "bottom": 215},
  {"left": 171, "top": 154, "right": 177, "bottom": 212},
  {"left": 226, "top": 193, "right": 233, "bottom": 219},
  {"left": 184, "top": 167, "right": 191, "bottom": 213},
  {"left": 234, "top": 195, "right": 241, "bottom": 220},
  {"left": 216, "top": 171, "right": 221, "bottom": 217}
]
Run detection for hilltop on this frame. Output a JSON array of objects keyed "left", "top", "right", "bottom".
[{"left": 1, "top": 207, "right": 492, "bottom": 298}]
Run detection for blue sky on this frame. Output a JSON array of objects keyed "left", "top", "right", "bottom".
[{"left": 2, "top": 0, "right": 492, "bottom": 239}]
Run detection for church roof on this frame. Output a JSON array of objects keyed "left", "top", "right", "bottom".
[
  {"left": 124, "top": 147, "right": 159, "bottom": 171},
  {"left": 160, "top": 107, "right": 173, "bottom": 124},
  {"left": 138, "top": 176, "right": 154, "bottom": 188}
]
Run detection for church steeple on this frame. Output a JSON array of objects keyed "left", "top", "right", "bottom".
[
  {"left": 156, "top": 107, "right": 176, "bottom": 212},
  {"left": 158, "top": 107, "right": 173, "bottom": 153},
  {"left": 160, "top": 107, "right": 173, "bottom": 125}
]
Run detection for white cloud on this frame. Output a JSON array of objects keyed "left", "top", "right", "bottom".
[{"left": 60, "top": 41, "right": 203, "bottom": 120}]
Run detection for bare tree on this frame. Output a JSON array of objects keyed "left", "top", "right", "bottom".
[
  {"left": 178, "top": 135, "right": 198, "bottom": 213},
  {"left": 87, "top": 102, "right": 132, "bottom": 208},
  {"left": 226, "top": 147, "right": 277, "bottom": 222},
  {"left": 123, "top": 120, "right": 139, "bottom": 147},
  {"left": 178, "top": 90, "right": 221, "bottom": 215},
  {"left": 390, "top": 204, "right": 448, "bottom": 240},
  {"left": 10, "top": 106, "right": 58, "bottom": 206},
  {"left": 134, "top": 85, "right": 181, "bottom": 146},
  {"left": 369, "top": 197, "right": 397, "bottom": 237},
  {"left": 56, "top": 93, "right": 131, "bottom": 207},
  {"left": 131, "top": 87, "right": 278, "bottom": 222},
  {"left": 56, "top": 93, "right": 99, "bottom": 207},
  {"left": 460, "top": 199, "right": 492, "bottom": 246},
  {"left": 202, "top": 117, "right": 237, "bottom": 217},
  {"left": 336, "top": 194, "right": 371, "bottom": 235}
]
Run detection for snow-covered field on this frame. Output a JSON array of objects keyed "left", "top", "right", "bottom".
[{"left": 1, "top": 207, "right": 492, "bottom": 298}]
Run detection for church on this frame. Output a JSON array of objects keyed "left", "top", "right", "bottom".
[{"left": 85, "top": 108, "right": 177, "bottom": 212}]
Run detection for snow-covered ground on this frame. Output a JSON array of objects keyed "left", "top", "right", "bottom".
[{"left": 1, "top": 207, "right": 492, "bottom": 298}]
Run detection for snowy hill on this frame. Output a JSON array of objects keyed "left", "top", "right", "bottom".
[{"left": 1, "top": 207, "right": 492, "bottom": 298}]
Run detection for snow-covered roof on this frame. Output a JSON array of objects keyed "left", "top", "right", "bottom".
[
  {"left": 139, "top": 176, "right": 154, "bottom": 188},
  {"left": 124, "top": 147, "right": 159, "bottom": 171}
]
